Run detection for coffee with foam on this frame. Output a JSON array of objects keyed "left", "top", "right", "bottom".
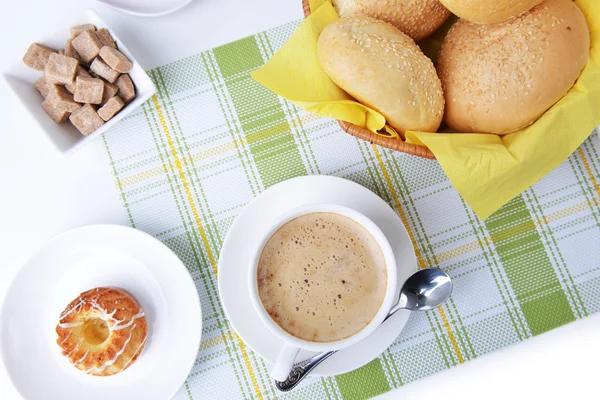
[{"left": 257, "top": 212, "right": 387, "bottom": 343}]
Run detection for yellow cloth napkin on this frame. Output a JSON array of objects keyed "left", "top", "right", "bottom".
[{"left": 252, "top": 0, "right": 600, "bottom": 219}]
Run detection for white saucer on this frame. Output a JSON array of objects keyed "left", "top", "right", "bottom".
[
  {"left": 0, "top": 225, "right": 202, "bottom": 400},
  {"left": 218, "top": 176, "right": 417, "bottom": 377},
  {"left": 96, "top": 0, "right": 193, "bottom": 17}
]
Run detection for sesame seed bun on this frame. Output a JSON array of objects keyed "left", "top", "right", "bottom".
[
  {"left": 333, "top": 0, "right": 451, "bottom": 41},
  {"left": 318, "top": 16, "right": 445, "bottom": 134},
  {"left": 437, "top": 0, "right": 590, "bottom": 134},
  {"left": 438, "top": 0, "right": 544, "bottom": 24}
]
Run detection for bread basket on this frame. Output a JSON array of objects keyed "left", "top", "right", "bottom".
[{"left": 302, "top": 0, "right": 436, "bottom": 159}]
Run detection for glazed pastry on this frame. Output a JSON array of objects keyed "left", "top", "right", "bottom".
[{"left": 56, "top": 287, "right": 147, "bottom": 376}]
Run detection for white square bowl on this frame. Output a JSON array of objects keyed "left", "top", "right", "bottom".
[{"left": 2, "top": 9, "right": 156, "bottom": 156}]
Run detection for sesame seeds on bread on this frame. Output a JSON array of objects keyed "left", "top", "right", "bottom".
[
  {"left": 333, "top": 0, "right": 451, "bottom": 41},
  {"left": 318, "top": 16, "right": 445, "bottom": 134},
  {"left": 437, "top": 0, "right": 590, "bottom": 134},
  {"left": 439, "top": 0, "right": 544, "bottom": 24}
]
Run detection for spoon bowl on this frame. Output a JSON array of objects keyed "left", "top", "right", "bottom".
[{"left": 393, "top": 268, "right": 453, "bottom": 313}]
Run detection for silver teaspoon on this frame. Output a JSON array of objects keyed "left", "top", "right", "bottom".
[{"left": 274, "top": 268, "right": 453, "bottom": 392}]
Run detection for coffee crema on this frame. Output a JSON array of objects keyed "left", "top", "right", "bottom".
[{"left": 257, "top": 212, "right": 387, "bottom": 343}]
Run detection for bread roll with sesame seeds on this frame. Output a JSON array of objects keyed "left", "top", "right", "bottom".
[
  {"left": 437, "top": 0, "right": 589, "bottom": 134},
  {"left": 439, "top": 0, "right": 544, "bottom": 24},
  {"left": 333, "top": 0, "right": 451, "bottom": 41},
  {"left": 318, "top": 16, "right": 445, "bottom": 134}
]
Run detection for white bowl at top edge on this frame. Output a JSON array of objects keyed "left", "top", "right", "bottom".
[{"left": 96, "top": 0, "right": 193, "bottom": 17}]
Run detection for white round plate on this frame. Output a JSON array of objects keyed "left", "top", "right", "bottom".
[
  {"left": 96, "top": 0, "right": 193, "bottom": 17},
  {"left": 218, "top": 176, "right": 417, "bottom": 377},
  {"left": 0, "top": 225, "right": 202, "bottom": 400}
]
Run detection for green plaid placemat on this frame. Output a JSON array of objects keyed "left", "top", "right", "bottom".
[{"left": 102, "top": 20, "right": 600, "bottom": 400}]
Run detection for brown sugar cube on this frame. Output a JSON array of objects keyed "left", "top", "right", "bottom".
[
  {"left": 101, "top": 80, "right": 119, "bottom": 105},
  {"left": 96, "top": 28, "right": 117, "bottom": 49},
  {"left": 73, "top": 76, "right": 104, "bottom": 104},
  {"left": 70, "top": 24, "right": 96, "bottom": 38},
  {"left": 58, "top": 49, "right": 65, "bottom": 55},
  {"left": 42, "top": 98, "right": 70, "bottom": 123},
  {"left": 65, "top": 38, "right": 82, "bottom": 64},
  {"left": 98, "top": 96, "right": 125, "bottom": 121},
  {"left": 115, "top": 74, "right": 135, "bottom": 103},
  {"left": 65, "top": 66, "right": 92, "bottom": 93},
  {"left": 34, "top": 76, "right": 49, "bottom": 98},
  {"left": 69, "top": 104, "right": 104, "bottom": 135},
  {"left": 99, "top": 46, "right": 132, "bottom": 73},
  {"left": 47, "top": 84, "right": 81, "bottom": 113},
  {"left": 45, "top": 53, "right": 78, "bottom": 85},
  {"left": 89, "top": 58, "right": 120, "bottom": 83},
  {"left": 23, "top": 43, "right": 56, "bottom": 71},
  {"left": 71, "top": 30, "right": 102, "bottom": 63}
]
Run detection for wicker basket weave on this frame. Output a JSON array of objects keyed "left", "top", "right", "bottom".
[{"left": 302, "top": 0, "right": 436, "bottom": 159}]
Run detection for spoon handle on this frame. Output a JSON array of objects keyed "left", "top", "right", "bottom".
[
  {"left": 274, "top": 350, "right": 338, "bottom": 391},
  {"left": 274, "top": 304, "right": 406, "bottom": 391}
]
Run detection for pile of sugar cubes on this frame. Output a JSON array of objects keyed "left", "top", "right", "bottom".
[{"left": 23, "top": 24, "right": 136, "bottom": 135}]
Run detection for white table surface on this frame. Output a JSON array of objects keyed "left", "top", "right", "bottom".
[{"left": 0, "top": 1, "right": 598, "bottom": 399}]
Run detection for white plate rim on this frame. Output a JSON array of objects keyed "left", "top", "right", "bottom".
[{"left": 0, "top": 224, "right": 202, "bottom": 400}]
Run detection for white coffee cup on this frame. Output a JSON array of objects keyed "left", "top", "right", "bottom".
[{"left": 248, "top": 203, "right": 397, "bottom": 381}]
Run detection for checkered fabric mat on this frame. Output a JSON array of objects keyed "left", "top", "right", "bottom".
[{"left": 102, "top": 20, "right": 600, "bottom": 400}]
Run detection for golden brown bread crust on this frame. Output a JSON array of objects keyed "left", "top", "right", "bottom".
[
  {"left": 318, "top": 16, "right": 444, "bottom": 134},
  {"left": 437, "top": 0, "right": 590, "bottom": 134},
  {"left": 333, "top": 0, "right": 451, "bottom": 41},
  {"left": 56, "top": 287, "right": 147, "bottom": 376},
  {"left": 438, "top": 0, "right": 544, "bottom": 24}
]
